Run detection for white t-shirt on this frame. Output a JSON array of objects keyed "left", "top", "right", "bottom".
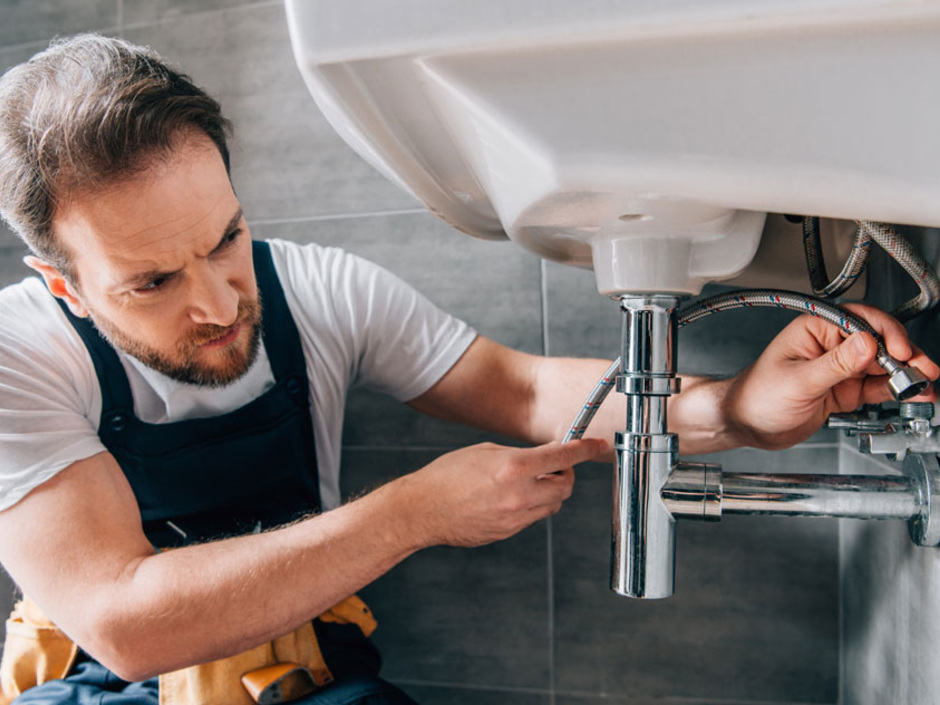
[{"left": 0, "top": 238, "right": 476, "bottom": 512}]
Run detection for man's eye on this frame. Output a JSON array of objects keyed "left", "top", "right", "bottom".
[
  {"left": 222, "top": 228, "right": 241, "bottom": 247},
  {"left": 134, "top": 276, "right": 168, "bottom": 293}
]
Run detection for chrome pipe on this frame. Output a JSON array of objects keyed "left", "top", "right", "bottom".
[
  {"left": 663, "top": 470, "right": 918, "bottom": 520},
  {"left": 619, "top": 296, "right": 677, "bottom": 379},
  {"left": 611, "top": 296, "right": 681, "bottom": 600},
  {"left": 626, "top": 395, "right": 667, "bottom": 437},
  {"left": 612, "top": 434, "right": 676, "bottom": 599},
  {"left": 720, "top": 473, "right": 917, "bottom": 519}
]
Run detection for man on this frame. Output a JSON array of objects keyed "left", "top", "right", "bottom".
[{"left": 0, "top": 34, "right": 934, "bottom": 705}]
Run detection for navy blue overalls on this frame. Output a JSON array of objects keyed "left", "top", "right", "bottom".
[{"left": 16, "top": 241, "right": 416, "bottom": 705}]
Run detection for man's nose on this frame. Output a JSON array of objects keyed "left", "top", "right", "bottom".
[{"left": 187, "top": 269, "right": 239, "bottom": 327}]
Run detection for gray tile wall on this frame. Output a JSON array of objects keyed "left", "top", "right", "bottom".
[
  {"left": 0, "top": 3, "right": 860, "bottom": 703},
  {"left": 838, "top": 237, "right": 940, "bottom": 705}
]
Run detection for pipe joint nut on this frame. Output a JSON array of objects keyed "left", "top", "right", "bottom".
[
  {"left": 879, "top": 355, "right": 931, "bottom": 401},
  {"left": 615, "top": 432, "right": 678, "bottom": 454},
  {"left": 616, "top": 375, "right": 681, "bottom": 396},
  {"left": 660, "top": 462, "right": 722, "bottom": 521}
]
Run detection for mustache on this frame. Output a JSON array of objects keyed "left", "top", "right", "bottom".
[{"left": 183, "top": 298, "right": 262, "bottom": 348}]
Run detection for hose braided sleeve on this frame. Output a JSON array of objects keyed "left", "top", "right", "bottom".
[
  {"left": 858, "top": 220, "right": 940, "bottom": 321},
  {"left": 802, "top": 216, "right": 871, "bottom": 299},
  {"left": 676, "top": 288, "right": 889, "bottom": 359}
]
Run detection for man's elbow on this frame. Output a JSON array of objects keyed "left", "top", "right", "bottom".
[
  {"left": 77, "top": 606, "right": 170, "bottom": 682},
  {"left": 98, "top": 652, "right": 161, "bottom": 684}
]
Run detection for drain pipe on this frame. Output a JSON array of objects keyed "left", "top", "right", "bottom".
[
  {"left": 611, "top": 296, "right": 681, "bottom": 599},
  {"left": 662, "top": 460, "right": 940, "bottom": 547},
  {"left": 603, "top": 292, "right": 934, "bottom": 601}
]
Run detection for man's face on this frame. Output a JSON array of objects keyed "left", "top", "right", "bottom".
[{"left": 48, "top": 133, "right": 261, "bottom": 387}]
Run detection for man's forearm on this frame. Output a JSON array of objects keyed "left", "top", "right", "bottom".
[
  {"left": 1, "top": 438, "right": 601, "bottom": 683},
  {"left": 529, "top": 357, "right": 746, "bottom": 454},
  {"left": 89, "top": 478, "right": 423, "bottom": 681}
]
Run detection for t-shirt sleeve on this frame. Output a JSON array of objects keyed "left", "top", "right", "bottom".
[
  {"left": 271, "top": 239, "right": 477, "bottom": 402},
  {"left": 0, "top": 280, "right": 106, "bottom": 512}
]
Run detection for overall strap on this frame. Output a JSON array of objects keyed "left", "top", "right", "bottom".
[
  {"left": 53, "top": 299, "right": 134, "bottom": 413},
  {"left": 251, "top": 240, "right": 307, "bottom": 381}
]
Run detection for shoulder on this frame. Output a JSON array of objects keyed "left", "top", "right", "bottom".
[
  {"left": 0, "top": 276, "right": 97, "bottom": 400},
  {"left": 0, "top": 277, "right": 78, "bottom": 351},
  {"left": 264, "top": 238, "right": 420, "bottom": 316},
  {"left": 0, "top": 279, "right": 103, "bottom": 512}
]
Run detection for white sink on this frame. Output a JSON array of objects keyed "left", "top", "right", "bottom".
[{"left": 287, "top": 0, "right": 940, "bottom": 295}]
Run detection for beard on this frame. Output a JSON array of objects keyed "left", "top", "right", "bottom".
[{"left": 89, "top": 296, "right": 263, "bottom": 388}]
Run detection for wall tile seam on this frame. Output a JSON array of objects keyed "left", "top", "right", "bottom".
[
  {"left": 837, "top": 510, "right": 845, "bottom": 705},
  {"left": 838, "top": 443, "right": 901, "bottom": 474},
  {"left": 247, "top": 208, "right": 428, "bottom": 228},
  {"left": 605, "top": 697, "right": 835, "bottom": 705},
  {"left": 390, "top": 678, "right": 552, "bottom": 696},
  {"left": 389, "top": 679, "right": 836, "bottom": 704},
  {"left": 645, "top": 700, "right": 834, "bottom": 705},
  {"left": 539, "top": 246, "right": 557, "bottom": 705},
  {"left": 342, "top": 445, "right": 498, "bottom": 453},
  {"left": 836, "top": 445, "right": 849, "bottom": 705},
  {"left": 120, "top": 0, "right": 283, "bottom": 33},
  {"left": 0, "top": 35, "right": 76, "bottom": 54}
]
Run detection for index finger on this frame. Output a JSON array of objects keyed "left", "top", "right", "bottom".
[{"left": 524, "top": 438, "right": 609, "bottom": 474}]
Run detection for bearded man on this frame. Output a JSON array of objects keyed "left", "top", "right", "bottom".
[{"left": 0, "top": 34, "right": 933, "bottom": 705}]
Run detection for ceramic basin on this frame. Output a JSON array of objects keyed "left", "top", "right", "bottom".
[{"left": 287, "top": 0, "right": 940, "bottom": 295}]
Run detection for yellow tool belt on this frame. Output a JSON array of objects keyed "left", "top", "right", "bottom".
[{"left": 0, "top": 595, "right": 377, "bottom": 705}]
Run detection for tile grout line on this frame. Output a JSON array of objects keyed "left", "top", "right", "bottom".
[
  {"left": 0, "top": 36, "right": 67, "bottom": 55},
  {"left": 540, "top": 258, "right": 557, "bottom": 705},
  {"left": 393, "top": 677, "right": 831, "bottom": 704},
  {"left": 392, "top": 678, "right": 551, "bottom": 696},
  {"left": 837, "top": 445, "right": 845, "bottom": 705},
  {"left": 248, "top": 207, "right": 427, "bottom": 228},
  {"left": 343, "top": 445, "right": 469, "bottom": 453},
  {"left": 120, "top": 0, "right": 283, "bottom": 33}
]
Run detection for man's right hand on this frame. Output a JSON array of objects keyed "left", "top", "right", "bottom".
[{"left": 399, "top": 438, "right": 608, "bottom": 548}]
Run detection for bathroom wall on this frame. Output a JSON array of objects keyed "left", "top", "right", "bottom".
[
  {"left": 0, "top": 3, "right": 852, "bottom": 703},
  {"left": 837, "top": 243, "right": 940, "bottom": 705}
]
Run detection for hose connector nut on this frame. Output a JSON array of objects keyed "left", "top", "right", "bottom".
[
  {"left": 888, "top": 366, "right": 931, "bottom": 402},
  {"left": 877, "top": 353, "right": 931, "bottom": 401}
]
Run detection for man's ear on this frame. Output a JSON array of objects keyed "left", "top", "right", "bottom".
[{"left": 24, "top": 256, "right": 89, "bottom": 318}]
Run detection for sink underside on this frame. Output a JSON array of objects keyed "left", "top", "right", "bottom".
[{"left": 288, "top": 0, "right": 940, "bottom": 294}]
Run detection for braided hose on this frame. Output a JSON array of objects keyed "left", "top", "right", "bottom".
[
  {"left": 562, "top": 359, "right": 620, "bottom": 443},
  {"left": 857, "top": 221, "right": 940, "bottom": 322},
  {"left": 563, "top": 288, "right": 929, "bottom": 443},
  {"left": 677, "top": 289, "right": 884, "bottom": 350},
  {"left": 802, "top": 216, "right": 871, "bottom": 298}
]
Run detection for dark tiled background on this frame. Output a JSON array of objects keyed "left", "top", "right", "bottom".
[{"left": 2, "top": 2, "right": 938, "bottom": 704}]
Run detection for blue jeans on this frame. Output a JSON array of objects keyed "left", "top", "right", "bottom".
[{"left": 14, "top": 659, "right": 417, "bottom": 705}]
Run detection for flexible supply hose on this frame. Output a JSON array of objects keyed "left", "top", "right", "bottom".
[
  {"left": 563, "top": 359, "right": 621, "bottom": 442},
  {"left": 563, "top": 288, "right": 924, "bottom": 443},
  {"left": 802, "top": 216, "right": 871, "bottom": 298},
  {"left": 857, "top": 221, "right": 940, "bottom": 322},
  {"left": 802, "top": 217, "right": 940, "bottom": 321}
]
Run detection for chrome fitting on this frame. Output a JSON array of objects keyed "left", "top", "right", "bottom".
[
  {"left": 878, "top": 354, "right": 931, "bottom": 401},
  {"left": 904, "top": 453, "right": 940, "bottom": 547},
  {"left": 660, "top": 462, "right": 722, "bottom": 521}
]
